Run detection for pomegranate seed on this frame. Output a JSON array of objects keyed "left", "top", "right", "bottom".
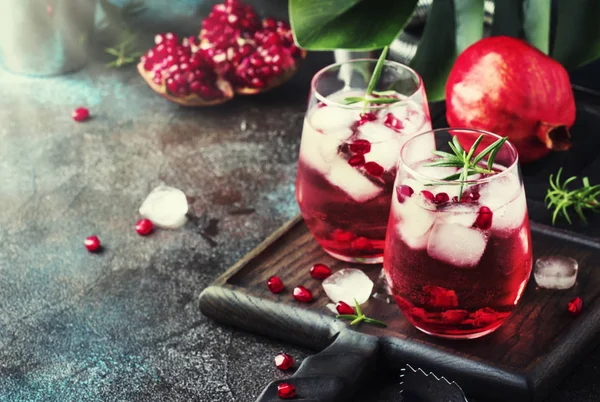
[
  {"left": 357, "top": 112, "right": 377, "bottom": 126},
  {"left": 349, "top": 139, "right": 371, "bottom": 154},
  {"left": 274, "top": 353, "right": 294, "bottom": 370},
  {"left": 568, "top": 297, "right": 583, "bottom": 317},
  {"left": 470, "top": 191, "right": 481, "bottom": 201},
  {"left": 452, "top": 196, "right": 459, "bottom": 203},
  {"left": 441, "top": 309, "right": 469, "bottom": 324},
  {"left": 348, "top": 154, "right": 365, "bottom": 167},
  {"left": 135, "top": 219, "right": 154, "bottom": 235},
  {"left": 384, "top": 113, "right": 403, "bottom": 131},
  {"left": 84, "top": 235, "right": 101, "bottom": 252},
  {"left": 310, "top": 263, "right": 331, "bottom": 279},
  {"left": 473, "top": 307, "right": 498, "bottom": 327},
  {"left": 364, "top": 162, "right": 384, "bottom": 177},
  {"left": 351, "top": 236, "right": 372, "bottom": 250},
  {"left": 396, "top": 185, "right": 414, "bottom": 203},
  {"left": 421, "top": 190, "right": 435, "bottom": 201},
  {"left": 263, "top": 17, "right": 277, "bottom": 30},
  {"left": 277, "top": 382, "right": 296, "bottom": 399},
  {"left": 293, "top": 286, "right": 313, "bottom": 302},
  {"left": 435, "top": 192, "right": 449, "bottom": 204},
  {"left": 474, "top": 206, "right": 493, "bottom": 229},
  {"left": 336, "top": 301, "right": 355, "bottom": 315},
  {"left": 267, "top": 276, "right": 284, "bottom": 293},
  {"left": 72, "top": 107, "right": 90, "bottom": 122},
  {"left": 332, "top": 229, "right": 356, "bottom": 242}
]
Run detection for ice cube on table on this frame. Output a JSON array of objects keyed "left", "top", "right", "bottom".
[
  {"left": 139, "top": 184, "right": 189, "bottom": 229},
  {"left": 534, "top": 256, "right": 578, "bottom": 290},
  {"left": 394, "top": 198, "right": 435, "bottom": 250},
  {"left": 326, "top": 157, "right": 383, "bottom": 203},
  {"left": 322, "top": 268, "right": 374, "bottom": 305},
  {"left": 427, "top": 223, "right": 488, "bottom": 268}
]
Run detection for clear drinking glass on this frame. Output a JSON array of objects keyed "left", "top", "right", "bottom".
[
  {"left": 384, "top": 128, "right": 533, "bottom": 339},
  {"left": 295, "top": 59, "right": 432, "bottom": 263}
]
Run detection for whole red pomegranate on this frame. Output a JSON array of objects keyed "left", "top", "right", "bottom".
[
  {"left": 446, "top": 36, "right": 576, "bottom": 163},
  {"left": 138, "top": 0, "right": 305, "bottom": 107}
]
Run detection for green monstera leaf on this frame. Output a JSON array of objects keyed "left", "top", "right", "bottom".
[{"left": 289, "top": 0, "right": 418, "bottom": 50}]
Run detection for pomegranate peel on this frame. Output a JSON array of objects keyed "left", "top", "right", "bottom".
[{"left": 446, "top": 36, "right": 576, "bottom": 164}]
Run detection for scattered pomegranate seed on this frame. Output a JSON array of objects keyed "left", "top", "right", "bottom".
[
  {"left": 310, "top": 263, "right": 331, "bottom": 279},
  {"left": 568, "top": 297, "right": 583, "bottom": 316},
  {"left": 349, "top": 139, "right": 371, "bottom": 154},
  {"left": 474, "top": 206, "right": 493, "bottom": 230},
  {"left": 435, "top": 192, "right": 449, "bottom": 204},
  {"left": 348, "top": 154, "right": 366, "bottom": 167},
  {"left": 364, "top": 161, "right": 384, "bottom": 177},
  {"left": 351, "top": 236, "right": 372, "bottom": 250},
  {"left": 293, "top": 286, "right": 313, "bottom": 302},
  {"left": 396, "top": 185, "right": 414, "bottom": 203},
  {"left": 274, "top": 353, "right": 294, "bottom": 370},
  {"left": 277, "top": 382, "right": 296, "bottom": 399},
  {"left": 421, "top": 190, "right": 435, "bottom": 202},
  {"left": 84, "top": 235, "right": 101, "bottom": 252},
  {"left": 267, "top": 276, "right": 285, "bottom": 293},
  {"left": 335, "top": 301, "right": 355, "bottom": 315},
  {"left": 384, "top": 113, "right": 403, "bottom": 131},
  {"left": 72, "top": 107, "right": 90, "bottom": 122},
  {"left": 135, "top": 219, "right": 154, "bottom": 235}
]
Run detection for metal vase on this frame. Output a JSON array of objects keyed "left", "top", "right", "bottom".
[{"left": 0, "top": 0, "right": 96, "bottom": 76}]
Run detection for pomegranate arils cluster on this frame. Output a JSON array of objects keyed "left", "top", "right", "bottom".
[{"left": 139, "top": 0, "right": 304, "bottom": 105}]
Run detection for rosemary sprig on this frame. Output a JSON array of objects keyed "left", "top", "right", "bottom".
[
  {"left": 343, "top": 47, "right": 398, "bottom": 111},
  {"left": 425, "top": 134, "right": 508, "bottom": 201},
  {"left": 336, "top": 299, "right": 387, "bottom": 327},
  {"left": 545, "top": 168, "right": 600, "bottom": 225},
  {"left": 105, "top": 33, "right": 142, "bottom": 68}
]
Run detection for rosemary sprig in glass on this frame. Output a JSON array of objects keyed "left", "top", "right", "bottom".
[
  {"left": 336, "top": 299, "right": 387, "bottom": 327},
  {"left": 342, "top": 47, "right": 402, "bottom": 111},
  {"left": 545, "top": 168, "right": 600, "bottom": 225},
  {"left": 424, "top": 134, "right": 508, "bottom": 201}
]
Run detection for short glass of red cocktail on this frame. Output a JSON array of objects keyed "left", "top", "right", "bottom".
[
  {"left": 295, "top": 59, "right": 432, "bottom": 263},
  {"left": 384, "top": 128, "right": 533, "bottom": 339}
]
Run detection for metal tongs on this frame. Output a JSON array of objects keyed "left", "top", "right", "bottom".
[
  {"left": 255, "top": 328, "right": 469, "bottom": 402},
  {"left": 401, "top": 364, "right": 469, "bottom": 402}
]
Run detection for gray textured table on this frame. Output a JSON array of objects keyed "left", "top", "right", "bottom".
[{"left": 1, "top": 2, "right": 599, "bottom": 401}]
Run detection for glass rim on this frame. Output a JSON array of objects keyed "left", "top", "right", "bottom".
[
  {"left": 310, "top": 58, "right": 424, "bottom": 110},
  {"left": 399, "top": 127, "right": 520, "bottom": 185}
]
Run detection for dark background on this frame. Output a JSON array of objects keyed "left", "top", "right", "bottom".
[{"left": 0, "top": 1, "right": 599, "bottom": 400}]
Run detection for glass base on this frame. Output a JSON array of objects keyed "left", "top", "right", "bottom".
[
  {"left": 324, "top": 249, "right": 383, "bottom": 264},
  {"left": 414, "top": 321, "right": 504, "bottom": 340}
]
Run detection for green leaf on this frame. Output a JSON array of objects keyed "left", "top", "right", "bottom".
[
  {"left": 289, "top": 0, "right": 419, "bottom": 50},
  {"left": 552, "top": 0, "right": 600, "bottom": 69},
  {"left": 491, "top": 0, "right": 524, "bottom": 38},
  {"left": 523, "top": 0, "right": 551, "bottom": 54},
  {"left": 366, "top": 46, "right": 388, "bottom": 96},
  {"left": 409, "top": 0, "right": 484, "bottom": 101},
  {"left": 343, "top": 96, "right": 366, "bottom": 104}
]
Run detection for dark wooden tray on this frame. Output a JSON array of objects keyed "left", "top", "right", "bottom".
[{"left": 199, "top": 215, "right": 600, "bottom": 402}]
